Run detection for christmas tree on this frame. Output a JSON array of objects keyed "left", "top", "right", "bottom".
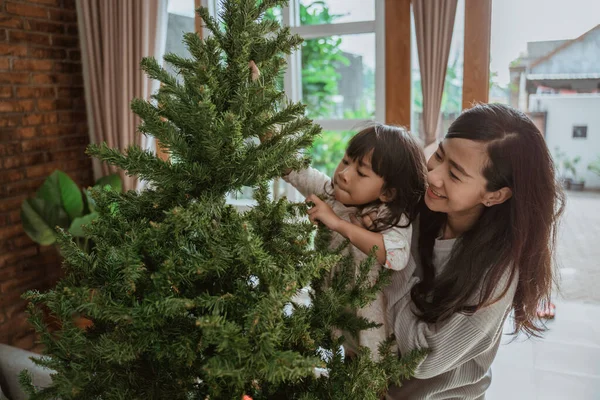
[{"left": 20, "top": 1, "right": 426, "bottom": 399}]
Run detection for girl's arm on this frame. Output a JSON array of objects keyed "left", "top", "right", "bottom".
[
  {"left": 306, "top": 195, "right": 390, "bottom": 265},
  {"left": 284, "top": 168, "right": 331, "bottom": 198}
]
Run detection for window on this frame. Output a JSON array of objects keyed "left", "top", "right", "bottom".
[
  {"left": 573, "top": 125, "right": 588, "bottom": 139},
  {"left": 178, "top": 1, "right": 383, "bottom": 206},
  {"left": 276, "top": 0, "right": 384, "bottom": 201}
]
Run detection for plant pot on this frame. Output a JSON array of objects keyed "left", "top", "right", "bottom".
[{"left": 570, "top": 180, "right": 585, "bottom": 191}]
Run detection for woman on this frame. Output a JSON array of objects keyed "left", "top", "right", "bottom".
[{"left": 377, "top": 104, "right": 564, "bottom": 398}]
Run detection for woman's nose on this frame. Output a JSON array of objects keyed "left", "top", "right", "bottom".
[{"left": 427, "top": 166, "right": 443, "bottom": 188}]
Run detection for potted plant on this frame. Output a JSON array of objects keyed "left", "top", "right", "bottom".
[
  {"left": 588, "top": 155, "right": 600, "bottom": 178},
  {"left": 20, "top": 170, "right": 122, "bottom": 329},
  {"left": 553, "top": 147, "right": 571, "bottom": 189},
  {"left": 563, "top": 155, "right": 585, "bottom": 191},
  {"left": 21, "top": 170, "right": 122, "bottom": 252}
]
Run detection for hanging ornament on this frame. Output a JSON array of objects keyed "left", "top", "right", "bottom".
[{"left": 248, "top": 60, "right": 260, "bottom": 81}]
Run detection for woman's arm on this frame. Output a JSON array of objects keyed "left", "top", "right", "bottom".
[{"left": 385, "top": 266, "right": 516, "bottom": 379}]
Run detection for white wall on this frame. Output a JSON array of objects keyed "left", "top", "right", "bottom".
[{"left": 530, "top": 94, "right": 600, "bottom": 189}]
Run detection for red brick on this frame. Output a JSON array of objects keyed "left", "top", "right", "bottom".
[
  {"left": 2, "top": 152, "right": 47, "bottom": 169},
  {"left": 9, "top": 31, "right": 51, "bottom": 46},
  {"left": 29, "top": 47, "right": 67, "bottom": 59},
  {"left": 0, "top": 58, "right": 9, "bottom": 70},
  {"left": 54, "top": 62, "right": 80, "bottom": 73},
  {"left": 20, "top": 137, "right": 60, "bottom": 152},
  {"left": 39, "top": 125, "right": 67, "bottom": 136},
  {"left": 28, "top": 0, "right": 62, "bottom": 5},
  {"left": 13, "top": 59, "right": 54, "bottom": 71},
  {"left": 66, "top": 24, "right": 78, "bottom": 35},
  {"left": 60, "top": 135, "right": 88, "bottom": 148},
  {"left": 25, "top": 162, "right": 62, "bottom": 178},
  {"left": 9, "top": 234, "right": 36, "bottom": 250},
  {"left": 0, "top": 214, "right": 9, "bottom": 227},
  {"left": 63, "top": 0, "right": 76, "bottom": 9},
  {"left": 0, "top": 195, "right": 27, "bottom": 213},
  {"left": 48, "top": 9, "right": 77, "bottom": 23},
  {"left": 0, "top": 29, "right": 6, "bottom": 41},
  {"left": 16, "top": 87, "right": 55, "bottom": 98},
  {"left": 58, "top": 111, "right": 85, "bottom": 123},
  {"left": 0, "top": 16, "right": 25, "bottom": 29},
  {"left": 3, "top": 178, "right": 45, "bottom": 197},
  {"left": 47, "top": 148, "right": 82, "bottom": 162},
  {"left": 36, "top": 98, "right": 57, "bottom": 110},
  {"left": 0, "top": 87, "right": 12, "bottom": 98},
  {"left": 25, "top": 19, "right": 64, "bottom": 34},
  {"left": 31, "top": 73, "right": 55, "bottom": 84},
  {"left": 22, "top": 114, "right": 43, "bottom": 126},
  {"left": 0, "top": 72, "right": 30, "bottom": 84},
  {"left": 6, "top": 126, "right": 38, "bottom": 140},
  {"left": 57, "top": 86, "right": 83, "bottom": 98},
  {"left": 8, "top": 209, "right": 21, "bottom": 224},
  {"left": 68, "top": 49, "right": 80, "bottom": 61},
  {"left": 0, "top": 170, "right": 23, "bottom": 185},
  {"left": 51, "top": 35, "right": 78, "bottom": 48},
  {"left": 0, "top": 100, "right": 35, "bottom": 112},
  {"left": 0, "top": 115, "right": 21, "bottom": 127},
  {"left": 42, "top": 112, "right": 58, "bottom": 124},
  {"left": 0, "top": 44, "right": 28, "bottom": 57},
  {"left": 0, "top": 143, "right": 20, "bottom": 156},
  {"left": 6, "top": 2, "right": 49, "bottom": 19},
  {"left": 0, "top": 224, "right": 22, "bottom": 241}
]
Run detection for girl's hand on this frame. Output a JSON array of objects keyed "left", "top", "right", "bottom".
[{"left": 306, "top": 195, "right": 341, "bottom": 231}]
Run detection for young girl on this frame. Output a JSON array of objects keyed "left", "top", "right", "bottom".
[{"left": 283, "top": 123, "right": 426, "bottom": 359}]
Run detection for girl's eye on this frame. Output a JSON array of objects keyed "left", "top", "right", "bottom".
[
  {"left": 342, "top": 159, "right": 349, "bottom": 165},
  {"left": 449, "top": 171, "right": 460, "bottom": 181},
  {"left": 357, "top": 170, "right": 367, "bottom": 177}
]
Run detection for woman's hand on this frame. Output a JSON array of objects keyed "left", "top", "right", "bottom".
[
  {"left": 350, "top": 211, "right": 378, "bottom": 230},
  {"left": 306, "top": 195, "right": 341, "bottom": 231}
]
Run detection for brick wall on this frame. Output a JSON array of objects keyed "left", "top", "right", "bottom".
[{"left": 0, "top": 0, "right": 93, "bottom": 351}]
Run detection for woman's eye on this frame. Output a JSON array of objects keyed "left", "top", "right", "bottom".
[
  {"left": 450, "top": 171, "right": 460, "bottom": 180},
  {"left": 434, "top": 152, "right": 442, "bottom": 161}
]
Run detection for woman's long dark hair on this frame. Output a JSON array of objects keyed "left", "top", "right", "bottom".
[
  {"left": 342, "top": 124, "right": 426, "bottom": 231},
  {"left": 411, "top": 103, "right": 565, "bottom": 336}
]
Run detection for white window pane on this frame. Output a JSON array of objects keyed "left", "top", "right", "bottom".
[
  {"left": 299, "top": 0, "right": 375, "bottom": 25},
  {"left": 168, "top": 0, "right": 196, "bottom": 17},
  {"left": 301, "top": 33, "right": 376, "bottom": 120}
]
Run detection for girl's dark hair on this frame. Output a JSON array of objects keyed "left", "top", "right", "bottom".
[
  {"left": 412, "top": 103, "right": 565, "bottom": 337},
  {"left": 343, "top": 123, "right": 426, "bottom": 231}
]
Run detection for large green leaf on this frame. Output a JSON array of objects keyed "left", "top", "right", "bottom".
[
  {"left": 94, "top": 174, "right": 122, "bottom": 192},
  {"left": 83, "top": 188, "right": 96, "bottom": 213},
  {"left": 69, "top": 212, "right": 99, "bottom": 238},
  {"left": 37, "top": 170, "right": 84, "bottom": 221},
  {"left": 21, "top": 198, "right": 57, "bottom": 246}
]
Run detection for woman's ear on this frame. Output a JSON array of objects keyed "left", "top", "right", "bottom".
[{"left": 484, "top": 187, "right": 513, "bottom": 207}]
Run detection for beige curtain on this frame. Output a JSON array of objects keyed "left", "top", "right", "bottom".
[
  {"left": 76, "top": 0, "right": 167, "bottom": 190},
  {"left": 413, "top": 0, "right": 458, "bottom": 146}
]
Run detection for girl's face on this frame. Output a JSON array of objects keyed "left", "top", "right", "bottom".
[
  {"left": 333, "top": 153, "right": 388, "bottom": 206},
  {"left": 425, "top": 138, "right": 492, "bottom": 216}
]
